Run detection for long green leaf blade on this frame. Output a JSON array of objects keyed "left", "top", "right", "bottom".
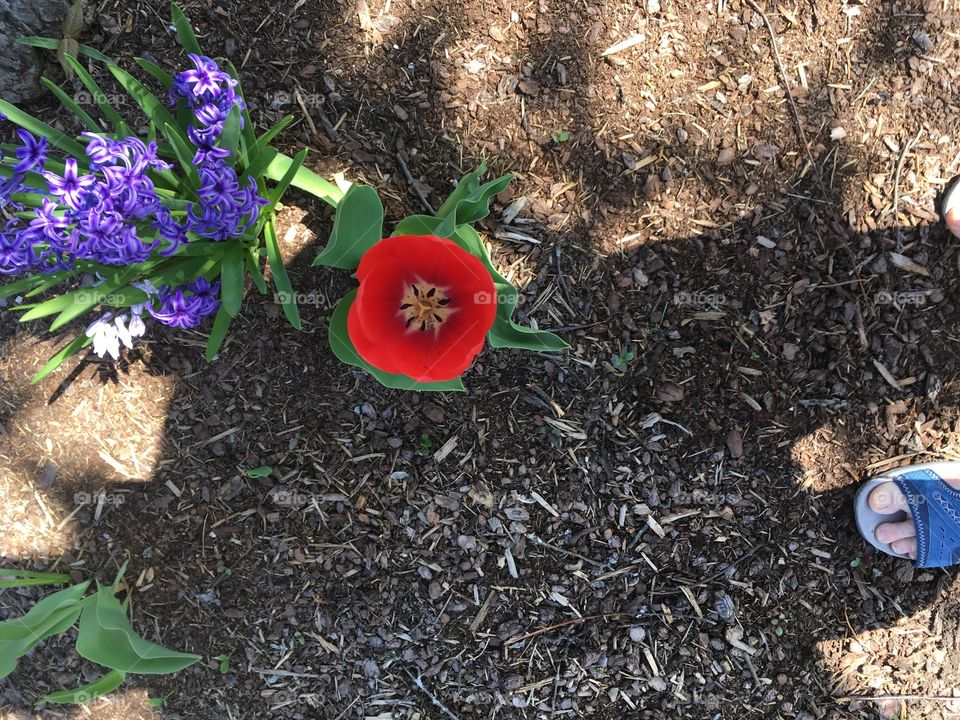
[
  {"left": 31, "top": 334, "right": 92, "bottom": 384},
  {"left": 205, "top": 304, "right": 233, "bottom": 361},
  {"left": 220, "top": 243, "right": 244, "bottom": 317},
  {"left": 62, "top": 55, "right": 130, "bottom": 135},
  {"left": 0, "top": 582, "right": 90, "bottom": 679},
  {"left": 40, "top": 78, "right": 100, "bottom": 131},
  {"left": 264, "top": 220, "right": 301, "bottom": 330},
  {"left": 171, "top": 4, "right": 202, "bottom": 55},
  {"left": 0, "top": 100, "right": 86, "bottom": 158},
  {"left": 39, "top": 669, "right": 126, "bottom": 705},
  {"left": 17, "top": 36, "right": 115, "bottom": 65},
  {"left": 0, "top": 568, "right": 71, "bottom": 588},
  {"left": 265, "top": 153, "right": 344, "bottom": 207}
]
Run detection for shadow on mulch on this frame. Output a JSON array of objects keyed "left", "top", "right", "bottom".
[{"left": 3, "top": 0, "right": 960, "bottom": 717}]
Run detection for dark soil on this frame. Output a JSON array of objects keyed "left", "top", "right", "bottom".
[{"left": 3, "top": 0, "right": 960, "bottom": 718}]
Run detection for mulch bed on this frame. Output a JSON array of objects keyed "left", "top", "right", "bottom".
[{"left": 2, "top": 0, "right": 960, "bottom": 718}]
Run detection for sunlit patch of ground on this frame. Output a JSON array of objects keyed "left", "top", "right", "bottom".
[
  {"left": 0, "top": 330, "right": 176, "bottom": 561},
  {"left": 817, "top": 588, "right": 960, "bottom": 717},
  {"left": 0, "top": 688, "right": 163, "bottom": 720}
]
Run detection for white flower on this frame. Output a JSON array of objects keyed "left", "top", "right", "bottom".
[
  {"left": 85, "top": 317, "right": 121, "bottom": 360},
  {"left": 128, "top": 303, "right": 148, "bottom": 339},
  {"left": 114, "top": 316, "right": 134, "bottom": 350}
]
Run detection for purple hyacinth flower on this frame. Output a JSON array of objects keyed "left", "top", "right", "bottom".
[
  {"left": 0, "top": 229, "right": 34, "bottom": 274},
  {"left": 189, "top": 277, "right": 220, "bottom": 316},
  {"left": 13, "top": 130, "right": 48, "bottom": 173},
  {"left": 148, "top": 287, "right": 206, "bottom": 329},
  {"left": 43, "top": 159, "right": 96, "bottom": 211}
]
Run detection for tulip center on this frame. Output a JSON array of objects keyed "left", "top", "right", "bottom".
[{"left": 399, "top": 280, "right": 456, "bottom": 333}]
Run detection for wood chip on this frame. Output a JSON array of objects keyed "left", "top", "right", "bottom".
[{"left": 601, "top": 33, "right": 646, "bottom": 56}]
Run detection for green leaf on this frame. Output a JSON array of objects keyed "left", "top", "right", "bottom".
[
  {"left": 171, "top": 4, "right": 202, "bottom": 55},
  {"left": 451, "top": 225, "right": 568, "bottom": 352},
  {"left": 392, "top": 214, "right": 449, "bottom": 237},
  {"left": 223, "top": 61, "right": 256, "bottom": 160},
  {"left": 313, "top": 185, "right": 384, "bottom": 269},
  {"left": 253, "top": 116, "right": 294, "bottom": 156},
  {"left": 246, "top": 246, "right": 267, "bottom": 294},
  {"left": 215, "top": 654, "right": 231, "bottom": 674},
  {"left": 18, "top": 265, "right": 141, "bottom": 329},
  {"left": 218, "top": 104, "right": 243, "bottom": 168},
  {"left": 164, "top": 123, "right": 201, "bottom": 189},
  {"left": 149, "top": 254, "right": 221, "bottom": 288},
  {"left": 107, "top": 65, "right": 185, "bottom": 146},
  {"left": 62, "top": 55, "right": 130, "bottom": 135},
  {"left": 32, "top": 334, "right": 92, "bottom": 384},
  {"left": 0, "top": 582, "right": 90, "bottom": 679},
  {"left": 205, "top": 304, "right": 233, "bottom": 361},
  {"left": 40, "top": 77, "right": 100, "bottom": 131},
  {"left": 49, "top": 285, "right": 146, "bottom": 332},
  {"left": 39, "top": 669, "right": 126, "bottom": 705},
  {"left": 243, "top": 466, "right": 272, "bottom": 478},
  {"left": 329, "top": 289, "right": 465, "bottom": 392},
  {"left": 133, "top": 57, "right": 174, "bottom": 89},
  {"left": 265, "top": 153, "right": 344, "bottom": 208},
  {"left": 433, "top": 164, "right": 512, "bottom": 236},
  {"left": 0, "top": 274, "right": 52, "bottom": 301},
  {"left": 75, "top": 582, "right": 201, "bottom": 675},
  {"left": 245, "top": 146, "right": 278, "bottom": 184},
  {"left": 0, "top": 100, "right": 86, "bottom": 158},
  {"left": 17, "top": 36, "right": 115, "bottom": 65},
  {"left": 0, "top": 568, "right": 71, "bottom": 588},
  {"left": 264, "top": 220, "right": 301, "bottom": 330},
  {"left": 220, "top": 242, "right": 245, "bottom": 317}
]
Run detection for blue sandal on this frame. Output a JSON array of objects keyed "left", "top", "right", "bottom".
[{"left": 854, "top": 463, "right": 960, "bottom": 568}]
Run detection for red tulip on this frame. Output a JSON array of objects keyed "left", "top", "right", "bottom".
[{"left": 347, "top": 234, "right": 497, "bottom": 382}]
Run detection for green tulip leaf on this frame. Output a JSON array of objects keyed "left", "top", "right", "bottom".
[
  {"left": 432, "top": 164, "right": 512, "bottom": 238},
  {"left": 313, "top": 185, "right": 384, "bottom": 269},
  {"left": 0, "top": 568, "right": 71, "bottom": 588},
  {"left": 39, "top": 669, "right": 126, "bottom": 705},
  {"left": 75, "top": 583, "right": 201, "bottom": 675},
  {"left": 329, "top": 289, "right": 465, "bottom": 392},
  {"left": 0, "top": 581, "right": 90, "bottom": 679},
  {"left": 451, "top": 225, "right": 568, "bottom": 352}
]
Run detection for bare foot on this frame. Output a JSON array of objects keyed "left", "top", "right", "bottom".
[
  {"left": 868, "top": 476, "right": 960, "bottom": 560},
  {"left": 947, "top": 207, "right": 960, "bottom": 240}
]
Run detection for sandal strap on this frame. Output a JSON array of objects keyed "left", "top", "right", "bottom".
[{"left": 892, "top": 468, "right": 960, "bottom": 568}]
